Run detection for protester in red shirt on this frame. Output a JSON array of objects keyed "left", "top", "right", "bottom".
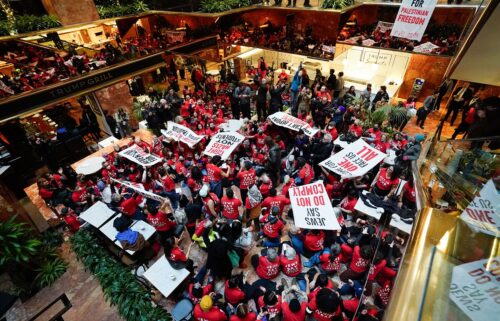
[
  {"left": 61, "top": 207, "right": 80, "bottom": 232},
  {"left": 340, "top": 245, "right": 373, "bottom": 282},
  {"left": 399, "top": 177, "right": 416, "bottom": 209},
  {"left": 145, "top": 201, "right": 177, "bottom": 240},
  {"left": 279, "top": 244, "right": 301, "bottom": 277},
  {"left": 252, "top": 248, "right": 280, "bottom": 280},
  {"left": 281, "top": 175, "right": 296, "bottom": 198},
  {"left": 371, "top": 166, "right": 400, "bottom": 198},
  {"left": 306, "top": 288, "right": 342, "bottom": 321},
  {"left": 194, "top": 295, "right": 227, "bottom": 321},
  {"left": 229, "top": 304, "right": 257, "bottom": 321},
  {"left": 340, "top": 189, "right": 358, "bottom": 215},
  {"left": 221, "top": 188, "right": 242, "bottom": 220},
  {"left": 296, "top": 157, "right": 313, "bottom": 185},
  {"left": 237, "top": 162, "right": 256, "bottom": 204},
  {"left": 261, "top": 188, "right": 291, "bottom": 216},
  {"left": 303, "top": 230, "right": 325, "bottom": 256},
  {"left": 258, "top": 291, "right": 282, "bottom": 315},
  {"left": 224, "top": 275, "right": 246, "bottom": 305},
  {"left": 119, "top": 193, "right": 144, "bottom": 219},
  {"left": 326, "top": 121, "right": 338, "bottom": 141}
]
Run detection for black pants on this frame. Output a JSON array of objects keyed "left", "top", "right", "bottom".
[
  {"left": 241, "top": 189, "right": 248, "bottom": 206},
  {"left": 240, "top": 103, "right": 251, "bottom": 119},
  {"left": 443, "top": 102, "right": 463, "bottom": 126},
  {"left": 256, "top": 101, "right": 267, "bottom": 120},
  {"left": 333, "top": 90, "right": 341, "bottom": 99},
  {"left": 416, "top": 112, "right": 429, "bottom": 127},
  {"left": 451, "top": 122, "right": 470, "bottom": 139},
  {"left": 179, "top": 68, "right": 185, "bottom": 80},
  {"left": 232, "top": 104, "right": 240, "bottom": 119}
]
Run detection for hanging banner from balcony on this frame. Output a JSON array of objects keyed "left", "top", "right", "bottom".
[
  {"left": 320, "top": 139, "right": 386, "bottom": 178},
  {"left": 449, "top": 257, "right": 500, "bottom": 321},
  {"left": 459, "top": 179, "right": 499, "bottom": 236},
  {"left": 390, "top": 0, "right": 437, "bottom": 41}
]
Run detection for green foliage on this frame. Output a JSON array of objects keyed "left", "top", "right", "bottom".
[
  {"left": 34, "top": 257, "right": 68, "bottom": 288},
  {"left": 97, "top": 0, "right": 149, "bottom": 19},
  {"left": 70, "top": 229, "right": 170, "bottom": 321},
  {"left": 321, "top": 0, "right": 355, "bottom": 9},
  {"left": 0, "top": 15, "right": 61, "bottom": 36},
  {"left": 0, "top": 216, "right": 41, "bottom": 267},
  {"left": 200, "top": 0, "right": 252, "bottom": 13}
]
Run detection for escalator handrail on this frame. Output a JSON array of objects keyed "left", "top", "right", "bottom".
[{"left": 438, "top": 135, "right": 500, "bottom": 143}]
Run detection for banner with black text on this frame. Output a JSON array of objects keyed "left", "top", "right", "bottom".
[
  {"left": 320, "top": 139, "right": 386, "bottom": 178},
  {"left": 290, "top": 182, "right": 341, "bottom": 230},
  {"left": 268, "top": 112, "right": 319, "bottom": 137},
  {"left": 390, "top": 0, "right": 437, "bottom": 41},
  {"left": 460, "top": 179, "right": 499, "bottom": 236},
  {"left": 110, "top": 178, "right": 166, "bottom": 202},
  {"left": 118, "top": 145, "right": 162, "bottom": 167},
  {"left": 203, "top": 132, "right": 245, "bottom": 160},
  {"left": 161, "top": 121, "right": 204, "bottom": 148}
]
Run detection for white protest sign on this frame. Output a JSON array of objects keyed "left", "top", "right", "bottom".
[
  {"left": 449, "top": 257, "right": 500, "bottom": 321},
  {"left": 376, "top": 21, "right": 394, "bottom": 33},
  {"left": 460, "top": 179, "right": 499, "bottom": 236},
  {"left": 290, "top": 182, "right": 341, "bottom": 231},
  {"left": 320, "top": 139, "right": 386, "bottom": 178},
  {"left": 161, "top": 121, "right": 204, "bottom": 148},
  {"left": 390, "top": 0, "right": 437, "bottom": 41},
  {"left": 219, "top": 119, "right": 244, "bottom": 132},
  {"left": 268, "top": 112, "right": 319, "bottom": 137},
  {"left": 118, "top": 145, "right": 162, "bottom": 167},
  {"left": 203, "top": 132, "right": 245, "bottom": 160},
  {"left": 111, "top": 178, "right": 166, "bottom": 202}
]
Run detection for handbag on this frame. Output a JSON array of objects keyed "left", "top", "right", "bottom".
[{"left": 228, "top": 250, "right": 240, "bottom": 268}]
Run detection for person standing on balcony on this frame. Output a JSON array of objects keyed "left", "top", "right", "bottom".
[
  {"left": 443, "top": 83, "right": 473, "bottom": 127},
  {"left": 416, "top": 92, "right": 437, "bottom": 129},
  {"left": 333, "top": 72, "right": 344, "bottom": 99}
]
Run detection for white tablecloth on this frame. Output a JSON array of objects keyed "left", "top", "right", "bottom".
[
  {"left": 98, "top": 136, "right": 119, "bottom": 149},
  {"left": 79, "top": 201, "right": 116, "bottom": 228},
  {"left": 143, "top": 256, "right": 190, "bottom": 298},
  {"left": 76, "top": 157, "right": 105, "bottom": 175}
]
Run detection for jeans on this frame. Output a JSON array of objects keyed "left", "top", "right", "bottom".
[
  {"left": 209, "top": 181, "right": 222, "bottom": 199},
  {"left": 290, "top": 234, "right": 304, "bottom": 254},
  {"left": 262, "top": 235, "right": 281, "bottom": 247},
  {"left": 305, "top": 248, "right": 331, "bottom": 266},
  {"left": 290, "top": 90, "right": 299, "bottom": 116}
]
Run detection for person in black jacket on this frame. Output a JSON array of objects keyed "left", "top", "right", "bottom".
[
  {"left": 269, "top": 81, "right": 287, "bottom": 114},
  {"left": 326, "top": 69, "right": 336, "bottom": 94},
  {"left": 310, "top": 133, "right": 333, "bottom": 177},
  {"left": 256, "top": 79, "right": 269, "bottom": 120},
  {"left": 265, "top": 136, "right": 282, "bottom": 187}
]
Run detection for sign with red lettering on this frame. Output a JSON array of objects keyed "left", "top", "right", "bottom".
[
  {"left": 449, "top": 257, "right": 500, "bottom": 321},
  {"left": 268, "top": 112, "right": 319, "bottom": 137},
  {"left": 203, "top": 132, "right": 245, "bottom": 160},
  {"left": 161, "top": 121, "right": 204, "bottom": 148},
  {"left": 290, "top": 182, "right": 341, "bottom": 230},
  {"left": 118, "top": 145, "right": 162, "bottom": 167},
  {"left": 319, "top": 139, "right": 386, "bottom": 178},
  {"left": 460, "top": 179, "right": 499, "bottom": 236},
  {"left": 390, "top": 0, "right": 437, "bottom": 41},
  {"left": 110, "top": 177, "right": 166, "bottom": 202}
]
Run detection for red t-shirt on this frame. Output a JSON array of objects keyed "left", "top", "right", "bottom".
[
  {"left": 64, "top": 214, "right": 80, "bottom": 232},
  {"left": 307, "top": 293, "right": 341, "bottom": 321},
  {"left": 230, "top": 313, "right": 256, "bottom": 321},
  {"left": 162, "top": 175, "right": 176, "bottom": 192},
  {"left": 189, "top": 283, "right": 213, "bottom": 302},
  {"left": 224, "top": 280, "right": 245, "bottom": 305},
  {"left": 257, "top": 295, "right": 282, "bottom": 315},
  {"left": 368, "top": 259, "right": 387, "bottom": 281},
  {"left": 261, "top": 195, "right": 291, "bottom": 215},
  {"left": 402, "top": 182, "right": 416, "bottom": 203},
  {"left": 39, "top": 187, "right": 53, "bottom": 199},
  {"left": 262, "top": 219, "right": 284, "bottom": 239},
  {"left": 256, "top": 256, "right": 280, "bottom": 279},
  {"left": 169, "top": 246, "right": 187, "bottom": 262},
  {"left": 350, "top": 246, "right": 370, "bottom": 274},
  {"left": 374, "top": 141, "right": 390, "bottom": 154},
  {"left": 221, "top": 196, "right": 242, "bottom": 220},
  {"left": 340, "top": 196, "right": 357, "bottom": 212},
  {"left": 319, "top": 253, "right": 342, "bottom": 273},
  {"left": 147, "top": 211, "right": 176, "bottom": 232},
  {"left": 194, "top": 305, "right": 227, "bottom": 321},
  {"left": 120, "top": 196, "right": 142, "bottom": 216},
  {"left": 281, "top": 181, "right": 295, "bottom": 198},
  {"left": 206, "top": 163, "right": 222, "bottom": 182},
  {"left": 304, "top": 231, "right": 325, "bottom": 252},
  {"left": 298, "top": 164, "right": 313, "bottom": 185},
  {"left": 376, "top": 168, "right": 399, "bottom": 191},
  {"left": 282, "top": 301, "right": 306, "bottom": 321},
  {"left": 279, "top": 254, "right": 301, "bottom": 277},
  {"left": 237, "top": 169, "right": 256, "bottom": 190}
]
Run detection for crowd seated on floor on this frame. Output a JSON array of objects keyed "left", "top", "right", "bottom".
[
  {"left": 29, "top": 54, "right": 442, "bottom": 321},
  {"left": 337, "top": 21, "right": 462, "bottom": 55},
  {"left": 221, "top": 23, "right": 335, "bottom": 60}
]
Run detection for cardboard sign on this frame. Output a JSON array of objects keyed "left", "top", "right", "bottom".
[
  {"left": 290, "top": 182, "right": 341, "bottom": 231},
  {"left": 460, "top": 179, "right": 499, "bottom": 236},
  {"left": 390, "top": 0, "right": 437, "bottom": 41},
  {"left": 267, "top": 112, "right": 319, "bottom": 137},
  {"left": 111, "top": 178, "right": 166, "bottom": 202},
  {"left": 449, "top": 257, "right": 500, "bottom": 321},
  {"left": 161, "top": 121, "right": 204, "bottom": 148},
  {"left": 203, "top": 132, "right": 245, "bottom": 160},
  {"left": 118, "top": 145, "right": 162, "bottom": 167},
  {"left": 320, "top": 139, "right": 386, "bottom": 178}
]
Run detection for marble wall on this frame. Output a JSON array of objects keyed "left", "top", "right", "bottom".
[{"left": 41, "top": 0, "right": 100, "bottom": 26}]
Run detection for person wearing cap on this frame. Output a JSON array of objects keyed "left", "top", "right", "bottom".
[
  {"left": 400, "top": 134, "right": 424, "bottom": 163},
  {"left": 221, "top": 188, "right": 243, "bottom": 220},
  {"left": 259, "top": 206, "right": 285, "bottom": 247},
  {"left": 194, "top": 295, "right": 227, "bottom": 321},
  {"left": 199, "top": 185, "right": 221, "bottom": 218},
  {"left": 279, "top": 244, "right": 301, "bottom": 277},
  {"left": 252, "top": 248, "right": 281, "bottom": 280}
]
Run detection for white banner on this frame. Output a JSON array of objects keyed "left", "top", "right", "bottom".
[
  {"left": 203, "top": 132, "right": 245, "bottom": 160},
  {"left": 390, "top": 0, "right": 437, "bottom": 41},
  {"left": 460, "top": 179, "right": 499, "bottom": 236},
  {"left": 110, "top": 178, "right": 166, "bottom": 202},
  {"left": 376, "top": 21, "right": 394, "bottom": 33},
  {"left": 449, "top": 257, "right": 500, "bottom": 321},
  {"left": 290, "top": 182, "right": 341, "bottom": 230},
  {"left": 267, "top": 112, "right": 319, "bottom": 137},
  {"left": 161, "top": 121, "right": 204, "bottom": 148},
  {"left": 320, "top": 139, "right": 386, "bottom": 178},
  {"left": 118, "top": 145, "right": 162, "bottom": 167}
]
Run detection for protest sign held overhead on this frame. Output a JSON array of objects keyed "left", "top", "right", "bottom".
[
  {"left": 118, "top": 145, "right": 162, "bottom": 167},
  {"left": 110, "top": 178, "right": 166, "bottom": 202},
  {"left": 161, "top": 121, "right": 204, "bottom": 148},
  {"left": 460, "top": 179, "right": 499, "bottom": 236},
  {"left": 390, "top": 0, "right": 437, "bottom": 41},
  {"left": 268, "top": 112, "right": 319, "bottom": 137},
  {"left": 290, "top": 181, "right": 341, "bottom": 231},
  {"left": 320, "top": 139, "right": 386, "bottom": 178},
  {"left": 449, "top": 257, "right": 500, "bottom": 321},
  {"left": 203, "top": 132, "right": 245, "bottom": 160}
]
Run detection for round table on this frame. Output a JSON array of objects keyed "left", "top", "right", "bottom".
[{"left": 76, "top": 157, "right": 106, "bottom": 175}]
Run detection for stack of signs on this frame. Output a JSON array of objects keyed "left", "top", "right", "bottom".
[
  {"left": 118, "top": 145, "right": 162, "bottom": 167},
  {"left": 460, "top": 179, "right": 499, "bottom": 236},
  {"left": 390, "top": 0, "right": 438, "bottom": 41},
  {"left": 449, "top": 257, "right": 500, "bottom": 321},
  {"left": 110, "top": 178, "right": 166, "bottom": 202},
  {"left": 289, "top": 181, "right": 341, "bottom": 231},
  {"left": 320, "top": 139, "right": 386, "bottom": 178},
  {"left": 161, "top": 121, "right": 204, "bottom": 148},
  {"left": 268, "top": 112, "right": 319, "bottom": 137},
  {"left": 203, "top": 132, "right": 245, "bottom": 160}
]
